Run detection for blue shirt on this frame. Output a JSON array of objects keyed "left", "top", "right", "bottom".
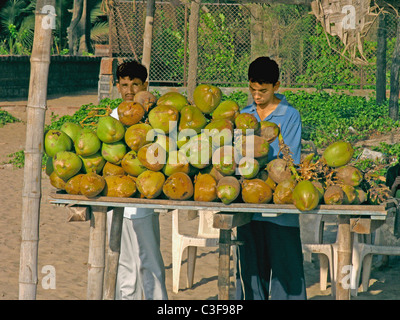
[{"left": 241, "top": 93, "right": 302, "bottom": 227}]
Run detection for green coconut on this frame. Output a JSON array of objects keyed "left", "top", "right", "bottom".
[
  {"left": 156, "top": 91, "right": 188, "bottom": 112},
  {"left": 102, "top": 175, "right": 137, "bottom": 197},
  {"left": 79, "top": 151, "right": 106, "bottom": 174},
  {"left": 216, "top": 176, "right": 241, "bottom": 205},
  {"left": 124, "top": 123, "right": 154, "bottom": 152},
  {"left": 121, "top": 150, "right": 148, "bottom": 177},
  {"left": 96, "top": 116, "right": 125, "bottom": 143},
  {"left": 163, "top": 150, "right": 190, "bottom": 177},
  {"left": 74, "top": 128, "right": 101, "bottom": 157},
  {"left": 212, "top": 100, "right": 239, "bottom": 122},
  {"left": 323, "top": 185, "right": 344, "bottom": 205},
  {"left": 292, "top": 180, "right": 320, "bottom": 211},
  {"left": 241, "top": 179, "right": 273, "bottom": 204},
  {"left": 322, "top": 141, "right": 354, "bottom": 167},
  {"left": 101, "top": 140, "right": 127, "bottom": 165},
  {"left": 179, "top": 105, "right": 208, "bottom": 133},
  {"left": 53, "top": 151, "right": 82, "bottom": 181},
  {"left": 79, "top": 172, "right": 106, "bottom": 197},
  {"left": 238, "top": 157, "right": 260, "bottom": 179},
  {"left": 60, "top": 122, "right": 82, "bottom": 143},
  {"left": 136, "top": 170, "right": 166, "bottom": 199},
  {"left": 193, "top": 84, "right": 222, "bottom": 114},
  {"left": 148, "top": 105, "right": 179, "bottom": 134},
  {"left": 335, "top": 165, "right": 363, "bottom": 187},
  {"left": 44, "top": 129, "right": 72, "bottom": 157},
  {"left": 273, "top": 178, "right": 297, "bottom": 204}
]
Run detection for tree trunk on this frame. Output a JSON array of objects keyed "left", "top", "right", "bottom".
[
  {"left": 376, "top": 13, "right": 387, "bottom": 104},
  {"left": 187, "top": 0, "right": 201, "bottom": 103},
  {"left": 78, "top": 0, "right": 92, "bottom": 55},
  {"left": 389, "top": 17, "right": 400, "bottom": 121},
  {"left": 19, "top": 0, "right": 54, "bottom": 300},
  {"left": 68, "top": 0, "right": 83, "bottom": 54},
  {"left": 68, "top": 0, "right": 91, "bottom": 55},
  {"left": 142, "top": 0, "right": 156, "bottom": 81}
]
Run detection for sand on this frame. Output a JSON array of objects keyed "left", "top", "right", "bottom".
[{"left": 1, "top": 90, "right": 400, "bottom": 300}]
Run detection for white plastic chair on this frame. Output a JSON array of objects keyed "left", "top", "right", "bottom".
[
  {"left": 172, "top": 209, "right": 219, "bottom": 294},
  {"left": 300, "top": 214, "right": 337, "bottom": 294},
  {"left": 351, "top": 209, "right": 400, "bottom": 296}
]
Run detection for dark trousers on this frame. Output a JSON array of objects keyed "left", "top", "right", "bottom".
[{"left": 235, "top": 221, "right": 307, "bottom": 300}]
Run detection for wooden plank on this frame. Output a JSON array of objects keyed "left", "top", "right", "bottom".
[
  {"left": 50, "top": 191, "right": 392, "bottom": 218},
  {"left": 350, "top": 218, "right": 385, "bottom": 234},
  {"left": 213, "top": 212, "right": 254, "bottom": 230}
]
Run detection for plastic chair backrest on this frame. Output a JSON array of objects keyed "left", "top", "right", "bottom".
[{"left": 197, "top": 210, "right": 219, "bottom": 239}]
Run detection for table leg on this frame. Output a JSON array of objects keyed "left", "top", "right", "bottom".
[
  {"left": 218, "top": 229, "right": 231, "bottom": 300},
  {"left": 336, "top": 215, "right": 352, "bottom": 300},
  {"left": 87, "top": 205, "right": 107, "bottom": 300},
  {"left": 103, "top": 207, "right": 124, "bottom": 300}
]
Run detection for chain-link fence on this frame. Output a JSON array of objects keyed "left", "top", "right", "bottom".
[{"left": 109, "top": 1, "right": 398, "bottom": 89}]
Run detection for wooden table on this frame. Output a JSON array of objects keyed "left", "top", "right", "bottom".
[{"left": 49, "top": 191, "right": 396, "bottom": 300}]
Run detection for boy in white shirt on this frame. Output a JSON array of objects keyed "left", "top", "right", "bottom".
[{"left": 109, "top": 60, "right": 168, "bottom": 300}]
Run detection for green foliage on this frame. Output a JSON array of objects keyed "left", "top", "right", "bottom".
[
  {"left": 44, "top": 98, "right": 122, "bottom": 132},
  {"left": 285, "top": 90, "right": 399, "bottom": 148},
  {"left": 3, "top": 150, "right": 24, "bottom": 168},
  {"left": 0, "top": 109, "right": 21, "bottom": 127},
  {"left": 295, "top": 23, "right": 395, "bottom": 90},
  {"left": 0, "top": 0, "right": 35, "bottom": 54},
  {"left": 197, "top": 10, "right": 249, "bottom": 86},
  {"left": 221, "top": 90, "right": 248, "bottom": 109}
]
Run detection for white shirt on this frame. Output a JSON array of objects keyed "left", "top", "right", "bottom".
[{"left": 110, "top": 108, "right": 154, "bottom": 219}]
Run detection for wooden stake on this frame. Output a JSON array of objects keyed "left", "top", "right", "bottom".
[
  {"left": 187, "top": 0, "right": 201, "bottom": 102},
  {"left": 218, "top": 229, "right": 231, "bottom": 300},
  {"left": 103, "top": 207, "right": 123, "bottom": 300},
  {"left": 142, "top": 0, "right": 155, "bottom": 79},
  {"left": 19, "top": 0, "right": 54, "bottom": 300},
  {"left": 87, "top": 206, "right": 107, "bottom": 300},
  {"left": 336, "top": 215, "right": 352, "bottom": 300}
]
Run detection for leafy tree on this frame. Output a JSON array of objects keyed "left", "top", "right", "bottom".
[{"left": 0, "top": 0, "right": 35, "bottom": 54}]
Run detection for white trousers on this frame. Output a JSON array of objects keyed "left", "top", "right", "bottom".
[{"left": 113, "top": 214, "right": 168, "bottom": 300}]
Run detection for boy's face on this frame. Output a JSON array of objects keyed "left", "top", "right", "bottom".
[
  {"left": 117, "top": 76, "right": 148, "bottom": 101},
  {"left": 249, "top": 81, "right": 280, "bottom": 108}
]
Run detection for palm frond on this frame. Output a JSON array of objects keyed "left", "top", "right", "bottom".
[{"left": 90, "top": 21, "right": 109, "bottom": 44}]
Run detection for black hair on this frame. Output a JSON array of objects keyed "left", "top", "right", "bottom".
[
  {"left": 248, "top": 56, "right": 280, "bottom": 85},
  {"left": 116, "top": 60, "right": 148, "bottom": 83}
]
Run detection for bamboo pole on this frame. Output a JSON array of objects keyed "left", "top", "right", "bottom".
[
  {"left": 187, "top": 0, "right": 201, "bottom": 103},
  {"left": 87, "top": 206, "right": 108, "bottom": 300},
  {"left": 103, "top": 207, "right": 124, "bottom": 300},
  {"left": 19, "top": 0, "right": 54, "bottom": 300},
  {"left": 142, "top": 0, "right": 155, "bottom": 81}
]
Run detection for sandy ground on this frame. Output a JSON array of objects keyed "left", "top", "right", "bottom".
[{"left": 1, "top": 90, "right": 400, "bottom": 301}]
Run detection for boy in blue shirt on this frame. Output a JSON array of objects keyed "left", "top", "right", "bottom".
[{"left": 235, "top": 56, "right": 306, "bottom": 300}]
